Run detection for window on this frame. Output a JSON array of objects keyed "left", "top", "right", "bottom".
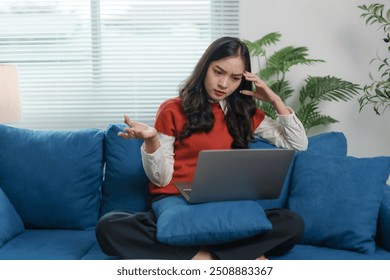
[{"left": 0, "top": 0, "right": 239, "bottom": 129}]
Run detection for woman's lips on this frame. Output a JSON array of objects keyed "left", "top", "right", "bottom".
[{"left": 214, "top": 90, "right": 225, "bottom": 97}]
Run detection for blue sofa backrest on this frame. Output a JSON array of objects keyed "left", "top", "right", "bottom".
[
  {"left": 0, "top": 125, "right": 104, "bottom": 230},
  {"left": 0, "top": 123, "right": 349, "bottom": 230},
  {"left": 100, "top": 124, "right": 151, "bottom": 216}
]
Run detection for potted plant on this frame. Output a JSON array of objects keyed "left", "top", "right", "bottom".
[
  {"left": 244, "top": 32, "right": 361, "bottom": 133},
  {"left": 358, "top": 3, "right": 390, "bottom": 115}
]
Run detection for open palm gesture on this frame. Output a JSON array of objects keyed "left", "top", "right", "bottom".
[{"left": 118, "top": 115, "right": 157, "bottom": 141}]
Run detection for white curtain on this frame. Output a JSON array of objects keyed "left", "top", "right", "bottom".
[{"left": 0, "top": 0, "right": 239, "bottom": 129}]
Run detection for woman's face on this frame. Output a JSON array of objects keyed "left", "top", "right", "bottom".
[{"left": 204, "top": 56, "right": 245, "bottom": 102}]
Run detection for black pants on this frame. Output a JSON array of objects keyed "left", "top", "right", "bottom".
[{"left": 96, "top": 208, "right": 304, "bottom": 260}]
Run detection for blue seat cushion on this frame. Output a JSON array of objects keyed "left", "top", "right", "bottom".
[
  {"left": 0, "top": 229, "right": 97, "bottom": 260},
  {"left": 152, "top": 195, "right": 272, "bottom": 246},
  {"left": 271, "top": 244, "right": 390, "bottom": 260},
  {"left": 0, "top": 125, "right": 104, "bottom": 229},
  {"left": 81, "top": 243, "right": 117, "bottom": 260}
]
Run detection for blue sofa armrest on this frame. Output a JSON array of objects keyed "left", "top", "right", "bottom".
[{"left": 378, "top": 186, "right": 390, "bottom": 251}]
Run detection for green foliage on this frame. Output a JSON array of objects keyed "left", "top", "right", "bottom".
[
  {"left": 358, "top": 3, "right": 390, "bottom": 115},
  {"left": 244, "top": 32, "right": 360, "bottom": 133},
  {"left": 261, "top": 46, "right": 324, "bottom": 80},
  {"left": 298, "top": 76, "right": 360, "bottom": 131},
  {"left": 296, "top": 102, "right": 338, "bottom": 132},
  {"left": 299, "top": 76, "right": 361, "bottom": 103},
  {"left": 359, "top": 3, "right": 390, "bottom": 37},
  {"left": 243, "top": 32, "right": 281, "bottom": 58}
]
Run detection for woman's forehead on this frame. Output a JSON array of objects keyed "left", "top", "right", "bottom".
[{"left": 210, "top": 56, "right": 245, "bottom": 74}]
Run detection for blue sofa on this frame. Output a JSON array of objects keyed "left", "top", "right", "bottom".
[{"left": 0, "top": 123, "right": 389, "bottom": 260}]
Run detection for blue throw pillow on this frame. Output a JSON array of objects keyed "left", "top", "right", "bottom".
[
  {"left": 0, "top": 125, "right": 104, "bottom": 229},
  {"left": 250, "top": 131, "right": 348, "bottom": 210},
  {"left": 0, "top": 187, "right": 25, "bottom": 247},
  {"left": 152, "top": 195, "right": 272, "bottom": 246},
  {"left": 100, "top": 124, "right": 151, "bottom": 216},
  {"left": 288, "top": 152, "right": 389, "bottom": 254}
]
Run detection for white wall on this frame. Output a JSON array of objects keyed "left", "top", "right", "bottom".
[{"left": 240, "top": 0, "right": 390, "bottom": 157}]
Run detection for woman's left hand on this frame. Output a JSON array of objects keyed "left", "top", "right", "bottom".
[
  {"left": 240, "top": 71, "right": 278, "bottom": 103},
  {"left": 118, "top": 115, "right": 157, "bottom": 141},
  {"left": 240, "top": 71, "right": 290, "bottom": 115}
]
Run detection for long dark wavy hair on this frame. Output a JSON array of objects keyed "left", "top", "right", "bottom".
[{"left": 179, "top": 37, "right": 257, "bottom": 148}]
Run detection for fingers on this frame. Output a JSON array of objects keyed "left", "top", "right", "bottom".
[
  {"left": 123, "top": 114, "right": 132, "bottom": 127},
  {"left": 117, "top": 127, "right": 136, "bottom": 140},
  {"left": 118, "top": 115, "right": 137, "bottom": 140},
  {"left": 243, "top": 71, "right": 266, "bottom": 89},
  {"left": 243, "top": 71, "right": 259, "bottom": 82},
  {"left": 117, "top": 131, "right": 130, "bottom": 139},
  {"left": 241, "top": 71, "right": 257, "bottom": 96},
  {"left": 240, "top": 89, "right": 265, "bottom": 102},
  {"left": 240, "top": 89, "right": 255, "bottom": 97}
]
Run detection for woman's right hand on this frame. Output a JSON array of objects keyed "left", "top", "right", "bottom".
[{"left": 118, "top": 115, "right": 157, "bottom": 141}]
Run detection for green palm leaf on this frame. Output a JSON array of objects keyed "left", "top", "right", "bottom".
[
  {"left": 269, "top": 79, "right": 294, "bottom": 102},
  {"left": 259, "top": 67, "right": 276, "bottom": 81},
  {"left": 243, "top": 32, "right": 281, "bottom": 57},
  {"left": 264, "top": 46, "right": 324, "bottom": 76},
  {"left": 253, "top": 32, "right": 282, "bottom": 48},
  {"left": 297, "top": 102, "right": 338, "bottom": 132},
  {"left": 299, "top": 76, "right": 361, "bottom": 104},
  {"left": 256, "top": 100, "right": 277, "bottom": 120},
  {"left": 243, "top": 40, "right": 264, "bottom": 57}
]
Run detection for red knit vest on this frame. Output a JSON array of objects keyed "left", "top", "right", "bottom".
[{"left": 149, "top": 97, "right": 265, "bottom": 195}]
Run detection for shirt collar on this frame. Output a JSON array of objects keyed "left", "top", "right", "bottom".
[
  {"left": 207, "top": 99, "right": 228, "bottom": 115},
  {"left": 219, "top": 99, "right": 228, "bottom": 115}
]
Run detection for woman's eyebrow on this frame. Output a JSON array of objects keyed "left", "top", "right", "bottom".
[{"left": 215, "top": 65, "right": 243, "bottom": 76}]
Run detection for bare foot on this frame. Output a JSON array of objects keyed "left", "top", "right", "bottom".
[
  {"left": 255, "top": 255, "right": 268, "bottom": 260},
  {"left": 191, "top": 249, "right": 216, "bottom": 260}
]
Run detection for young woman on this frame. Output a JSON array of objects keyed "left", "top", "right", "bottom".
[{"left": 96, "top": 37, "right": 308, "bottom": 260}]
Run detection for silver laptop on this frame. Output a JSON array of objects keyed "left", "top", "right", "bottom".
[{"left": 174, "top": 149, "right": 295, "bottom": 204}]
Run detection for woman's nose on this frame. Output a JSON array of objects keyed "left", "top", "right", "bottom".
[{"left": 218, "top": 78, "right": 228, "bottom": 89}]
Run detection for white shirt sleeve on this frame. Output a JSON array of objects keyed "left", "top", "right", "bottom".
[
  {"left": 254, "top": 107, "right": 308, "bottom": 151},
  {"left": 140, "top": 132, "right": 175, "bottom": 187}
]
